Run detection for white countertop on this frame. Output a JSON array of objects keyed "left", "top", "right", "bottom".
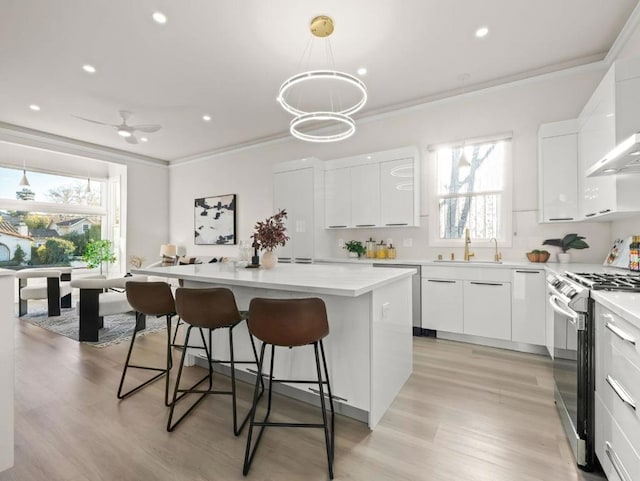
[
  {"left": 133, "top": 262, "right": 415, "bottom": 297},
  {"left": 591, "top": 290, "right": 640, "bottom": 328},
  {"left": 543, "top": 263, "right": 631, "bottom": 275}
]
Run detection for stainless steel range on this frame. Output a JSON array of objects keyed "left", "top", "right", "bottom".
[
  {"left": 547, "top": 269, "right": 640, "bottom": 471},
  {"left": 566, "top": 272, "right": 640, "bottom": 291}
]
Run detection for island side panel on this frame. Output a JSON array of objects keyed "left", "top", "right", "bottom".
[
  {"left": 369, "top": 276, "right": 413, "bottom": 429},
  {"left": 182, "top": 281, "right": 372, "bottom": 414},
  {"left": 0, "top": 272, "right": 15, "bottom": 472}
]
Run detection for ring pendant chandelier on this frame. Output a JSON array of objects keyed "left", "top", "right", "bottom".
[{"left": 277, "top": 15, "right": 367, "bottom": 142}]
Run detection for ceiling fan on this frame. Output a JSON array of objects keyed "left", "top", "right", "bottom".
[{"left": 73, "top": 110, "right": 161, "bottom": 144}]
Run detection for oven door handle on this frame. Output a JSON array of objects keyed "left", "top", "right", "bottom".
[{"left": 549, "top": 294, "right": 579, "bottom": 324}]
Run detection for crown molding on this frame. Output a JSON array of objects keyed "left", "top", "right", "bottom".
[
  {"left": 605, "top": 1, "right": 640, "bottom": 65},
  {"left": 0, "top": 122, "right": 167, "bottom": 167},
  {"left": 168, "top": 130, "right": 292, "bottom": 167}
]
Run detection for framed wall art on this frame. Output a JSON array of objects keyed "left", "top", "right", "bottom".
[{"left": 194, "top": 194, "right": 236, "bottom": 245}]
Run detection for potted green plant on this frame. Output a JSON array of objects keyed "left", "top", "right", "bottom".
[
  {"left": 343, "top": 240, "right": 366, "bottom": 258},
  {"left": 543, "top": 234, "right": 589, "bottom": 263},
  {"left": 83, "top": 239, "right": 117, "bottom": 275}
]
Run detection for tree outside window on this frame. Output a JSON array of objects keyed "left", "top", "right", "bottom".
[{"left": 432, "top": 139, "right": 509, "bottom": 244}]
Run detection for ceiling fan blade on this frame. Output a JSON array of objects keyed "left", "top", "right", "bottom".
[
  {"left": 130, "top": 124, "right": 162, "bottom": 133},
  {"left": 125, "top": 135, "right": 138, "bottom": 144},
  {"left": 72, "top": 115, "right": 116, "bottom": 127}
]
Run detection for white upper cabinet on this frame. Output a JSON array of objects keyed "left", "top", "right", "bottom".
[
  {"left": 273, "top": 158, "right": 329, "bottom": 262},
  {"left": 538, "top": 120, "right": 579, "bottom": 223},
  {"left": 273, "top": 169, "right": 295, "bottom": 259},
  {"left": 578, "top": 57, "right": 640, "bottom": 220},
  {"left": 351, "top": 163, "right": 380, "bottom": 227},
  {"left": 324, "top": 167, "right": 351, "bottom": 228},
  {"left": 324, "top": 146, "right": 420, "bottom": 229},
  {"left": 380, "top": 158, "right": 417, "bottom": 226}
]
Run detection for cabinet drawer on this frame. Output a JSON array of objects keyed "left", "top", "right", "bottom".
[
  {"left": 595, "top": 393, "right": 640, "bottom": 481},
  {"left": 421, "top": 266, "right": 511, "bottom": 282},
  {"left": 596, "top": 306, "right": 640, "bottom": 371},
  {"left": 595, "top": 340, "right": 640, "bottom": 452}
]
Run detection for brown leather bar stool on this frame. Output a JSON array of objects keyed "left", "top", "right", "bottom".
[
  {"left": 118, "top": 281, "right": 177, "bottom": 406},
  {"left": 169, "top": 287, "right": 263, "bottom": 434},
  {"left": 243, "top": 297, "right": 335, "bottom": 479}
]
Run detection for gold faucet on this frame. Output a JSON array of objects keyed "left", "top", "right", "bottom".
[
  {"left": 490, "top": 237, "right": 501, "bottom": 262},
  {"left": 464, "top": 228, "right": 474, "bottom": 261}
]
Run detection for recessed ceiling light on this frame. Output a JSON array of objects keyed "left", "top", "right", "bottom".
[
  {"left": 366, "top": 155, "right": 372, "bottom": 160},
  {"left": 117, "top": 129, "right": 132, "bottom": 138},
  {"left": 82, "top": 64, "right": 96, "bottom": 74},
  {"left": 202, "top": 115, "right": 212, "bottom": 122},
  {"left": 140, "top": 137, "right": 148, "bottom": 142},
  {"left": 152, "top": 11, "right": 167, "bottom": 25},
  {"left": 475, "top": 27, "right": 489, "bottom": 38},
  {"left": 29, "top": 104, "right": 41, "bottom": 111},
  {"left": 357, "top": 67, "right": 367, "bottom": 76},
  {"left": 603, "top": 168, "right": 618, "bottom": 174},
  {"left": 631, "top": 151, "right": 640, "bottom": 156}
]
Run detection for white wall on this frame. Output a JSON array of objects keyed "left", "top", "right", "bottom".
[
  {"left": 117, "top": 161, "right": 169, "bottom": 269},
  {"left": 169, "top": 67, "right": 614, "bottom": 264}
]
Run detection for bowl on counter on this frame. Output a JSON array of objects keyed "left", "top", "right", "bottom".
[{"left": 526, "top": 251, "right": 550, "bottom": 263}]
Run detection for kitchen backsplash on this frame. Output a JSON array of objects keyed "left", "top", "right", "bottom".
[{"left": 328, "top": 210, "right": 612, "bottom": 263}]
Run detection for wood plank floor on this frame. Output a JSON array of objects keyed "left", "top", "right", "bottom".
[{"left": 1, "top": 319, "right": 604, "bottom": 481}]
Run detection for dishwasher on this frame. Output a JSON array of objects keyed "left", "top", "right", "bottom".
[{"left": 372, "top": 263, "right": 422, "bottom": 335}]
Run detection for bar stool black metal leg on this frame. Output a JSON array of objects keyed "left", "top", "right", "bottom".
[
  {"left": 171, "top": 317, "right": 183, "bottom": 346},
  {"left": 167, "top": 326, "right": 215, "bottom": 432},
  {"left": 319, "top": 340, "right": 335, "bottom": 461},
  {"left": 243, "top": 342, "right": 269, "bottom": 475},
  {"left": 227, "top": 324, "right": 265, "bottom": 436},
  {"left": 314, "top": 342, "right": 334, "bottom": 479},
  {"left": 164, "top": 314, "right": 173, "bottom": 406},
  {"left": 117, "top": 312, "right": 168, "bottom": 400}
]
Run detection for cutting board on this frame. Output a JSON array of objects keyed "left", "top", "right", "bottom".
[{"left": 603, "top": 237, "right": 632, "bottom": 268}]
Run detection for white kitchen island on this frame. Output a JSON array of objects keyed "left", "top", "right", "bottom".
[
  {"left": 133, "top": 262, "right": 414, "bottom": 428},
  {"left": 0, "top": 269, "right": 15, "bottom": 473}
]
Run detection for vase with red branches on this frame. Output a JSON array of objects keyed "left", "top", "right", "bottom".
[{"left": 252, "top": 209, "right": 289, "bottom": 268}]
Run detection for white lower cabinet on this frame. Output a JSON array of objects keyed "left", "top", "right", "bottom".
[
  {"left": 594, "top": 301, "right": 640, "bottom": 481},
  {"left": 463, "top": 281, "right": 511, "bottom": 341},
  {"left": 512, "top": 269, "right": 546, "bottom": 345},
  {"left": 421, "top": 279, "right": 463, "bottom": 333},
  {"left": 421, "top": 266, "right": 546, "bottom": 348}
]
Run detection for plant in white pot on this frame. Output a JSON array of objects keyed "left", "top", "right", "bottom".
[
  {"left": 543, "top": 233, "right": 589, "bottom": 263},
  {"left": 252, "top": 209, "right": 289, "bottom": 269},
  {"left": 343, "top": 240, "right": 366, "bottom": 258}
]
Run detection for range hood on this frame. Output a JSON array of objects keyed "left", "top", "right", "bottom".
[{"left": 586, "top": 133, "right": 640, "bottom": 176}]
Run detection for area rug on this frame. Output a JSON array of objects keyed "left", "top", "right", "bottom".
[{"left": 19, "top": 308, "right": 167, "bottom": 348}]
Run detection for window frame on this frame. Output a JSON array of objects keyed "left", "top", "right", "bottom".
[{"left": 428, "top": 134, "right": 513, "bottom": 248}]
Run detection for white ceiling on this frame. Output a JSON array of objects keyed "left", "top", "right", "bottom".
[{"left": 0, "top": 0, "right": 638, "bottom": 162}]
